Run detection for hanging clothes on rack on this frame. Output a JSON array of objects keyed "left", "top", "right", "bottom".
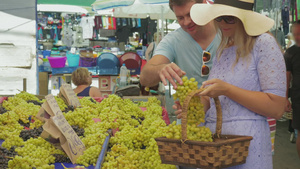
[
  {"left": 62, "top": 23, "right": 73, "bottom": 47},
  {"left": 80, "top": 16, "right": 95, "bottom": 39},
  {"left": 38, "top": 26, "right": 43, "bottom": 40},
  {"left": 282, "top": 6, "right": 290, "bottom": 35},
  {"left": 113, "top": 17, "right": 117, "bottom": 30}
]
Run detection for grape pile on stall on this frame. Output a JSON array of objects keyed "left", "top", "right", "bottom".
[{"left": 0, "top": 88, "right": 212, "bottom": 169}]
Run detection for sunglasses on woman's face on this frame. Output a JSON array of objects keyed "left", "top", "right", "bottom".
[
  {"left": 215, "top": 16, "right": 236, "bottom": 24},
  {"left": 201, "top": 51, "right": 211, "bottom": 76}
]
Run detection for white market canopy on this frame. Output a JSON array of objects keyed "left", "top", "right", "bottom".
[{"left": 37, "top": 4, "right": 89, "bottom": 14}]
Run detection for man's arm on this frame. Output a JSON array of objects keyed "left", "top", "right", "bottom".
[{"left": 140, "top": 55, "right": 185, "bottom": 88}]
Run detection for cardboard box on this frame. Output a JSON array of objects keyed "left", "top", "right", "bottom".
[
  {"left": 98, "top": 76, "right": 118, "bottom": 91},
  {"left": 39, "top": 72, "right": 49, "bottom": 95}
]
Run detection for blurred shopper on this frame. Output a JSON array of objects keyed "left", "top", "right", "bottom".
[
  {"left": 72, "top": 67, "right": 102, "bottom": 97},
  {"left": 287, "top": 33, "right": 295, "bottom": 49},
  {"left": 145, "top": 32, "right": 163, "bottom": 61},
  {"left": 284, "top": 20, "right": 300, "bottom": 159}
]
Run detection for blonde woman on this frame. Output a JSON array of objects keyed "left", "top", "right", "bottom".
[
  {"left": 175, "top": 0, "right": 286, "bottom": 168},
  {"left": 72, "top": 67, "right": 102, "bottom": 97}
]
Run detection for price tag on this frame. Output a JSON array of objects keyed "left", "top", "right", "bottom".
[
  {"left": 45, "top": 95, "right": 62, "bottom": 116},
  {"left": 60, "top": 84, "right": 81, "bottom": 108},
  {"left": 38, "top": 94, "right": 85, "bottom": 163},
  {"left": 52, "top": 112, "right": 85, "bottom": 162}
]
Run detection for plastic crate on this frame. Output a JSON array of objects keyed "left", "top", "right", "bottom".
[
  {"left": 48, "top": 57, "right": 67, "bottom": 68},
  {"left": 119, "top": 52, "right": 142, "bottom": 75},
  {"left": 52, "top": 66, "right": 78, "bottom": 75},
  {"left": 80, "top": 57, "right": 97, "bottom": 67},
  {"left": 39, "top": 65, "right": 52, "bottom": 72},
  {"left": 97, "top": 53, "right": 120, "bottom": 75}
]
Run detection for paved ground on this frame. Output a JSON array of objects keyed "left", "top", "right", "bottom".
[
  {"left": 165, "top": 93, "right": 300, "bottom": 169},
  {"left": 273, "top": 120, "right": 300, "bottom": 169}
]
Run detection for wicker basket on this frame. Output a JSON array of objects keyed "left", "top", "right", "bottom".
[{"left": 155, "top": 89, "right": 253, "bottom": 169}]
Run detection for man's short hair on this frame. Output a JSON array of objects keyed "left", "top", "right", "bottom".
[{"left": 169, "top": 0, "right": 204, "bottom": 11}]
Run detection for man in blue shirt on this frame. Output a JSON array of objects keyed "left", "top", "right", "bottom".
[{"left": 140, "top": 0, "right": 220, "bottom": 89}]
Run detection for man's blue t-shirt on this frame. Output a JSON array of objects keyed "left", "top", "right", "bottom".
[{"left": 154, "top": 27, "right": 221, "bottom": 86}]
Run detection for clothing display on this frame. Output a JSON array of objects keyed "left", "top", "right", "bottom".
[
  {"left": 282, "top": 7, "right": 290, "bottom": 35},
  {"left": 80, "top": 16, "right": 95, "bottom": 39},
  {"left": 61, "top": 23, "right": 73, "bottom": 47}
]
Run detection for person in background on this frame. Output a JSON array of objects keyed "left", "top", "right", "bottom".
[
  {"left": 145, "top": 32, "right": 163, "bottom": 61},
  {"left": 71, "top": 67, "right": 102, "bottom": 97},
  {"left": 134, "top": 33, "right": 140, "bottom": 43},
  {"left": 271, "top": 27, "right": 286, "bottom": 50},
  {"left": 175, "top": 0, "right": 286, "bottom": 168},
  {"left": 140, "top": 0, "right": 219, "bottom": 90},
  {"left": 284, "top": 20, "right": 300, "bottom": 159},
  {"left": 286, "top": 33, "right": 295, "bottom": 49}
]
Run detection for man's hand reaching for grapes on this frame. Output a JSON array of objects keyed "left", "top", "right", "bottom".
[
  {"left": 173, "top": 101, "right": 183, "bottom": 119},
  {"left": 158, "top": 62, "right": 186, "bottom": 89}
]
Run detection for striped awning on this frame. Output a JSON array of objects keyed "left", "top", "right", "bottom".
[{"left": 92, "top": 0, "right": 135, "bottom": 10}]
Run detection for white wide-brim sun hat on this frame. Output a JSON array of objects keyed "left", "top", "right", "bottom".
[{"left": 190, "top": 0, "right": 274, "bottom": 36}]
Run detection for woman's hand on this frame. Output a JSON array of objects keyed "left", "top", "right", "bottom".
[
  {"left": 172, "top": 101, "right": 183, "bottom": 119},
  {"left": 285, "top": 98, "right": 292, "bottom": 112},
  {"left": 199, "top": 78, "right": 231, "bottom": 98}
]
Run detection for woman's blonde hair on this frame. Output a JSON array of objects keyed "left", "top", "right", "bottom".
[
  {"left": 71, "top": 67, "right": 90, "bottom": 86},
  {"left": 216, "top": 19, "right": 257, "bottom": 66}
]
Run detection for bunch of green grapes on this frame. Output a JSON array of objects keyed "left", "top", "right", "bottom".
[
  {"left": 29, "top": 117, "right": 44, "bottom": 129},
  {"left": 81, "top": 132, "right": 108, "bottom": 149},
  {"left": 11, "top": 102, "right": 40, "bottom": 123},
  {"left": 0, "top": 112, "right": 23, "bottom": 140},
  {"left": 8, "top": 137, "right": 60, "bottom": 169},
  {"left": 139, "top": 138, "right": 177, "bottom": 169},
  {"left": 63, "top": 107, "right": 97, "bottom": 128},
  {"left": 110, "top": 125, "right": 150, "bottom": 149},
  {"left": 173, "top": 76, "right": 205, "bottom": 125},
  {"left": 2, "top": 97, "right": 27, "bottom": 111},
  {"left": 0, "top": 111, "right": 19, "bottom": 124},
  {"left": 122, "top": 99, "right": 145, "bottom": 118},
  {"left": 102, "top": 144, "right": 142, "bottom": 169},
  {"left": 55, "top": 96, "right": 68, "bottom": 111},
  {"left": 84, "top": 121, "right": 116, "bottom": 136},
  {"left": 165, "top": 121, "right": 213, "bottom": 142},
  {"left": 2, "top": 135, "right": 24, "bottom": 149},
  {"left": 137, "top": 96, "right": 161, "bottom": 107},
  {"left": 76, "top": 144, "right": 102, "bottom": 167},
  {"left": 14, "top": 91, "right": 40, "bottom": 101},
  {"left": 8, "top": 155, "right": 55, "bottom": 169},
  {"left": 79, "top": 97, "right": 99, "bottom": 109}
]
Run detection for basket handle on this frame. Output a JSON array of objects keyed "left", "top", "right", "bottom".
[{"left": 181, "top": 89, "right": 223, "bottom": 140}]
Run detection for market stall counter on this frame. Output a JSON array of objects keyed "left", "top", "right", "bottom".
[{"left": 0, "top": 92, "right": 172, "bottom": 169}]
